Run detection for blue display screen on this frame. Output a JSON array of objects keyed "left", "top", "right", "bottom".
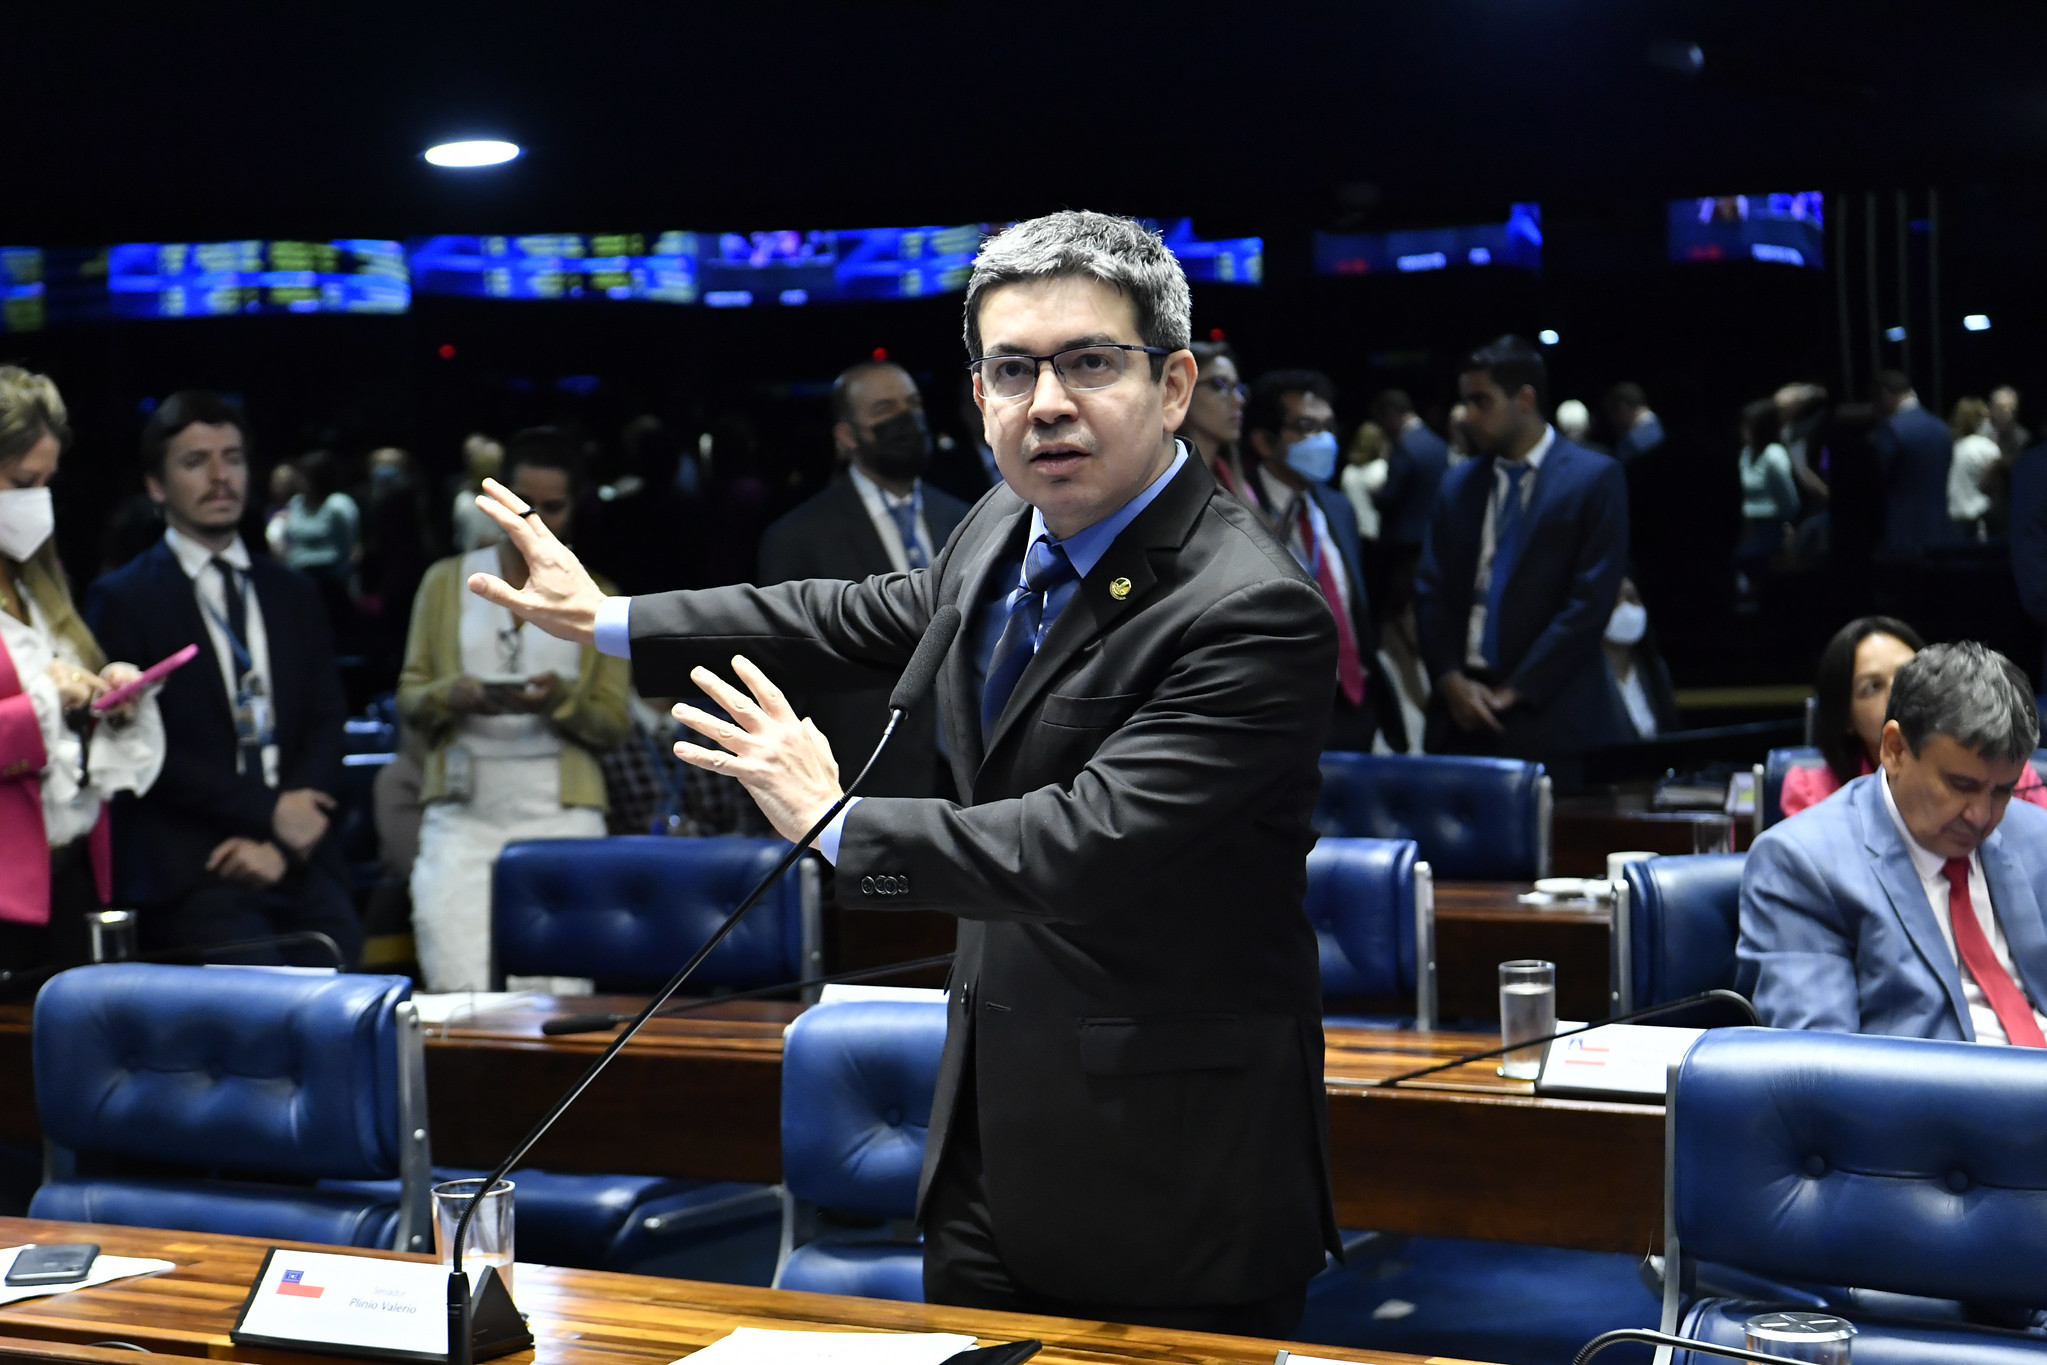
[
  {"left": 1152, "top": 219, "right": 1263, "bottom": 285},
  {"left": 1314, "top": 204, "right": 1543, "bottom": 276},
  {"left": 698, "top": 225, "right": 981, "bottom": 307},
  {"left": 407, "top": 233, "right": 700, "bottom": 303},
  {"left": 1, "top": 249, "right": 43, "bottom": 333},
  {"left": 1668, "top": 193, "right": 1825, "bottom": 268},
  {"left": 107, "top": 240, "right": 410, "bottom": 317}
]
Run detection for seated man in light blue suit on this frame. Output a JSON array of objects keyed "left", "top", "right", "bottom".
[{"left": 1739, "top": 641, "right": 2047, "bottom": 1043}]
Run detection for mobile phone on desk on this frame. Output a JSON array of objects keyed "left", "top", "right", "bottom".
[
  {"left": 940, "top": 1342, "right": 1039, "bottom": 1365},
  {"left": 6, "top": 1243, "right": 98, "bottom": 1286}
]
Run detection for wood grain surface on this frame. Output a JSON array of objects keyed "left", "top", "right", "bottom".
[
  {"left": 0, "top": 1216, "right": 1496, "bottom": 1365},
  {"left": 1430, "top": 884, "right": 1612, "bottom": 1023}
]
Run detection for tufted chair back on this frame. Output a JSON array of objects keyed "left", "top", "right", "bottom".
[
  {"left": 773, "top": 999, "right": 946, "bottom": 1302},
  {"left": 30, "top": 965, "right": 432, "bottom": 1251},
  {"left": 1314, "top": 753, "right": 1550, "bottom": 882},
  {"left": 493, "top": 836, "right": 820, "bottom": 993},
  {"left": 1614, "top": 853, "right": 1745, "bottom": 1017},
  {"left": 1304, "top": 838, "right": 1434, "bottom": 1027},
  {"left": 1663, "top": 1028, "right": 2047, "bottom": 1360}
]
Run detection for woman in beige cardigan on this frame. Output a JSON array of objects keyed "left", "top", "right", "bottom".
[{"left": 398, "top": 431, "right": 628, "bottom": 990}]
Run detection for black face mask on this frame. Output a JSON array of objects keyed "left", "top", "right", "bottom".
[{"left": 855, "top": 410, "right": 932, "bottom": 482}]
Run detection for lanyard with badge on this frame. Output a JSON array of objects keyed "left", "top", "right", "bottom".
[{"left": 203, "top": 568, "right": 274, "bottom": 777}]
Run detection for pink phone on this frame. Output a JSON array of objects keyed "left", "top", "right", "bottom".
[{"left": 92, "top": 643, "right": 200, "bottom": 713}]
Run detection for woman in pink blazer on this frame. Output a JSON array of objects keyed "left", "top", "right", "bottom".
[{"left": 0, "top": 368, "right": 163, "bottom": 972}]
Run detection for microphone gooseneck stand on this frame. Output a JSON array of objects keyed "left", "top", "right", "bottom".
[
  {"left": 1573, "top": 1327, "right": 1813, "bottom": 1365},
  {"left": 1371, "top": 989, "right": 1761, "bottom": 1088},
  {"left": 448, "top": 605, "right": 963, "bottom": 1365}
]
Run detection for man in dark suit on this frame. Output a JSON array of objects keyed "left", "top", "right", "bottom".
[
  {"left": 467, "top": 211, "right": 1338, "bottom": 1336},
  {"left": 1871, "top": 369, "right": 1955, "bottom": 556},
  {"left": 758, "top": 361, "right": 969, "bottom": 797},
  {"left": 1416, "top": 336, "right": 1630, "bottom": 789},
  {"left": 1239, "top": 369, "right": 1401, "bottom": 751},
  {"left": 1740, "top": 643, "right": 2047, "bottom": 1043},
  {"left": 1603, "top": 381, "right": 1665, "bottom": 466},
  {"left": 86, "top": 391, "right": 358, "bottom": 967},
  {"left": 1370, "top": 388, "right": 1450, "bottom": 560}
]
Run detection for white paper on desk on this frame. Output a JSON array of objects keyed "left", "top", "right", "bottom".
[
  {"left": 815, "top": 985, "right": 947, "bottom": 1006},
  {"left": 410, "top": 991, "right": 538, "bottom": 1025},
  {"left": 677, "top": 1326, "right": 977, "bottom": 1365},
  {"left": 0, "top": 1245, "right": 175, "bottom": 1306}
]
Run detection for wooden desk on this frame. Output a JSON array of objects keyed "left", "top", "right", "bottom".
[
  {"left": 1431, "top": 885, "right": 1610, "bottom": 1023},
  {"left": 0, "top": 1215, "right": 1492, "bottom": 1365},
  {"left": 0, "top": 998, "right": 1663, "bottom": 1256},
  {"left": 1551, "top": 789, "right": 1747, "bottom": 878}
]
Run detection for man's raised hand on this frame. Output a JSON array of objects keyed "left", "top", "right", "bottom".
[
  {"left": 671, "top": 655, "right": 844, "bottom": 847},
  {"left": 464, "top": 477, "right": 607, "bottom": 645}
]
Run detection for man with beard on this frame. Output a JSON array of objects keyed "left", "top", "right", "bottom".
[{"left": 757, "top": 360, "right": 970, "bottom": 797}]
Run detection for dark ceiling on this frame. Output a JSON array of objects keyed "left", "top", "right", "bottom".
[{"left": 11, "top": 1, "right": 2047, "bottom": 245}]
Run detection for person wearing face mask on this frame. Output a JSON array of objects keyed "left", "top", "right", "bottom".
[
  {"left": 1600, "top": 577, "right": 1678, "bottom": 740},
  {"left": 1240, "top": 370, "right": 1400, "bottom": 752},
  {"left": 756, "top": 360, "right": 969, "bottom": 797},
  {"left": 0, "top": 367, "right": 165, "bottom": 972}
]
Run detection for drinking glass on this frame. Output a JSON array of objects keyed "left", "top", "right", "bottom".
[
  {"left": 433, "top": 1177, "right": 515, "bottom": 1298},
  {"left": 1498, "top": 960, "right": 1556, "bottom": 1080}
]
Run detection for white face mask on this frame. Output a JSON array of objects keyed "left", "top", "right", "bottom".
[
  {"left": 0, "top": 486, "right": 54, "bottom": 562},
  {"left": 1605, "top": 600, "right": 1648, "bottom": 647}
]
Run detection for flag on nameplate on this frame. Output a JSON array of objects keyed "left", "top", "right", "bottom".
[{"left": 277, "top": 1268, "right": 325, "bottom": 1298}]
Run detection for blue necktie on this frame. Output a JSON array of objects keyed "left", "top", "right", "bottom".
[
  {"left": 885, "top": 499, "right": 928, "bottom": 570},
  {"left": 981, "top": 537, "right": 1078, "bottom": 741},
  {"left": 1481, "top": 463, "right": 1530, "bottom": 669}
]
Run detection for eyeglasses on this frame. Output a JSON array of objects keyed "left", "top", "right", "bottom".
[
  {"left": 1199, "top": 376, "right": 1249, "bottom": 400},
  {"left": 967, "top": 344, "right": 1171, "bottom": 402}
]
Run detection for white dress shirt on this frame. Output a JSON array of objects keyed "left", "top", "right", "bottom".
[
  {"left": 1254, "top": 466, "right": 1350, "bottom": 616},
  {"left": 1879, "top": 770, "right": 2047, "bottom": 1044},
  {"left": 164, "top": 526, "right": 279, "bottom": 787},
  {"left": 1465, "top": 425, "right": 1555, "bottom": 671},
  {"left": 847, "top": 465, "right": 934, "bottom": 574}
]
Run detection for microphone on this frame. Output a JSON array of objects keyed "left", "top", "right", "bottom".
[
  {"left": 447, "top": 603, "right": 964, "bottom": 1365},
  {"left": 1372, "top": 989, "right": 1760, "bottom": 1089},
  {"left": 539, "top": 951, "right": 956, "bottom": 1035}
]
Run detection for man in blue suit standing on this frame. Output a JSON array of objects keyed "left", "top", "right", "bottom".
[
  {"left": 1739, "top": 642, "right": 2047, "bottom": 1044},
  {"left": 1870, "top": 370, "right": 1955, "bottom": 556},
  {"left": 1415, "top": 336, "right": 1629, "bottom": 789}
]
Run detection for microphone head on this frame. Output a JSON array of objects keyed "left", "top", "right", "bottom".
[{"left": 889, "top": 604, "right": 963, "bottom": 713}]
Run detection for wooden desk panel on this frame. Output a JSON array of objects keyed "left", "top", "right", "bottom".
[
  {"left": 1431, "top": 885, "right": 1611, "bottom": 1023},
  {"left": 0, "top": 1216, "right": 1492, "bottom": 1365}
]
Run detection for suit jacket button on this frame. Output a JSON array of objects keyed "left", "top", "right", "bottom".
[
  {"left": 899, "top": 875, "right": 910, "bottom": 895},
  {"left": 860, "top": 876, "right": 876, "bottom": 896}
]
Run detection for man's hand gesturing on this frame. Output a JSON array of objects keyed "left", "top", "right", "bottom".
[
  {"left": 465, "top": 478, "right": 607, "bottom": 645},
  {"left": 672, "top": 656, "right": 845, "bottom": 847}
]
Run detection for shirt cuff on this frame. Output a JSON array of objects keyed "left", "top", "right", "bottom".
[
  {"left": 593, "top": 595, "right": 632, "bottom": 659},
  {"left": 817, "top": 797, "right": 861, "bottom": 865}
]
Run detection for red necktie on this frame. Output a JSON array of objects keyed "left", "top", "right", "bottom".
[
  {"left": 1942, "top": 857, "right": 2046, "bottom": 1047},
  {"left": 1297, "top": 503, "right": 1366, "bottom": 708}
]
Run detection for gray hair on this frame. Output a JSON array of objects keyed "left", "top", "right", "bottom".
[
  {"left": 1886, "top": 641, "right": 2040, "bottom": 762},
  {"left": 963, "top": 211, "right": 1192, "bottom": 364}
]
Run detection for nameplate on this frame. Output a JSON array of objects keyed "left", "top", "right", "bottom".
[
  {"left": 231, "top": 1248, "right": 529, "bottom": 1363},
  {"left": 1534, "top": 1023, "right": 1704, "bottom": 1100}
]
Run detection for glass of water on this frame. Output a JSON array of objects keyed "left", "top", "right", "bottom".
[
  {"left": 1498, "top": 960, "right": 1556, "bottom": 1080},
  {"left": 433, "top": 1177, "right": 515, "bottom": 1298}
]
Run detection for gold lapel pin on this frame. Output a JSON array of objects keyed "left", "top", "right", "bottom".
[{"left": 1109, "top": 577, "right": 1132, "bottom": 601}]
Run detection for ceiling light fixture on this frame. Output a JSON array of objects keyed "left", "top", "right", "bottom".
[{"left": 424, "top": 140, "right": 520, "bottom": 168}]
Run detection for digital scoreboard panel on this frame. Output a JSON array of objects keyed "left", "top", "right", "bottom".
[
  {"left": 1668, "top": 193, "right": 1825, "bottom": 268},
  {"left": 407, "top": 233, "right": 701, "bottom": 303},
  {"left": 1314, "top": 204, "right": 1543, "bottom": 276},
  {"left": 106, "top": 240, "right": 410, "bottom": 317}
]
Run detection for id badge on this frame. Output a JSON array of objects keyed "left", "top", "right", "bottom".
[{"left": 235, "top": 674, "right": 276, "bottom": 748}]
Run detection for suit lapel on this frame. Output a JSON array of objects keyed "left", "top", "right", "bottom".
[
  {"left": 1498, "top": 441, "right": 1570, "bottom": 591},
  {"left": 830, "top": 475, "right": 899, "bottom": 576},
  {"left": 983, "top": 456, "right": 1212, "bottom": 758},
  {"left": 156, "top": 542, "right": 235, "bottom": 729},
  {"left": 1981, "top": 827, "right": 2047, "bottom": 1014},
  {"left": 1854, "top": 778, "right": 1975, "bottom": 1037},
  {"left": 943, "top": 495, "right": 1031, "bottom": 794}
]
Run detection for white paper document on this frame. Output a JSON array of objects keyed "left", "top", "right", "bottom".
[
  {"left": 410, "top": 991, "right": 538, "bottom": 1025},
  {"left": 678, "top": 1326, "right": 977, "bottom": 1365},
  {"left": 815, "top": 985, "right": 947, "bottom": 1007},
  {"left": 0, "top": 1245, "right": 175, "bottom": 1307},
  {"left": 1536, "top": 1023, "right": 1705, "bottom": 1099}
]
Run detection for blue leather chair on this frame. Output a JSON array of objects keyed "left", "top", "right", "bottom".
[
  {"left": 1756, "top": 746, "right": 1828, "bottom": 830},
  {"left": 1307, "top": 838, "right": 1435, "bottom": 1029},
  {"left": 493, "top": 835, "right": 820, "bottom": 993},
  {"left": 1661, "top": 1028, "right": 2047, "bottom": 1361},
  {"left": 1611, "top": 854, "right": 1745, "bottom": 1017},
  {"left": 30, "top": 965, "right": 433, "bottom": 1252},
  {"left": 1314, "top": 753, "right": 1551, "bottom": 882},
  {"left": 773, "top": 999, "right": 947, "bottom": 1301}
]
